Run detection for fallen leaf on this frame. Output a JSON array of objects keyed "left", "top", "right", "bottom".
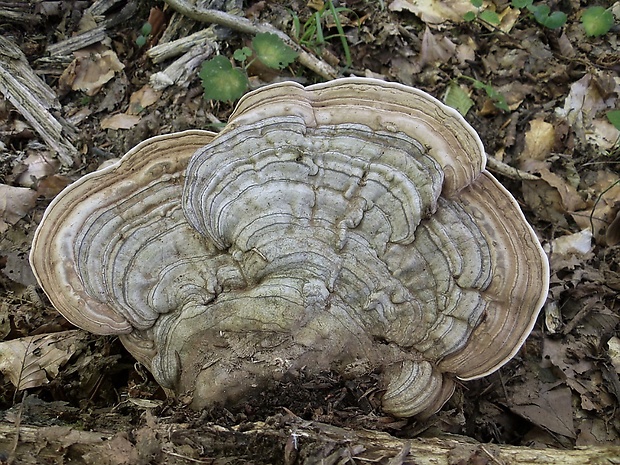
[
  {"left": 101, "top": 113, "right": 141, "bottom": 130},
  {"left": 521, "top": 118, "right": 556, "bottom": 161},
  {"left": 572, "top": 170, "right": 620, "bottom": 244},
  {"left": 419, "top": 27, "right": 456, "bottom": 68},
  {"left": 555, "top": 72, "right": 620, "bottom": 150},
  {"left": 60, "top": 46, "right": 125, "bottom": 96},
  {"left": 127, "top": 85, "right": 162, "bottom": 115},
  {"left": 15, "top": 153, "right": 60, "bottom": 188},
  {"left": 606, "top": 210, "right": 620, "bottom": 246},
  {"left": 521, "top": 160, "right": 586, "bottom": 213},
  {"left": 608, "top": 337, "right": 620, "bottom": 375},
  {"left": 389, "top": 0, "right": 475, "bottom": 24},
  {"left": 0, "top": 184, "right": 38, "bottom": 234},
  {"left": 0, "top": 330, "right": 89, "bottom": 389},
  {"left": 547, "top": 229, "right": 593, "bottom": 257},
  {"left": 509, "top": 385, "right": 576, "bottom": 438}
]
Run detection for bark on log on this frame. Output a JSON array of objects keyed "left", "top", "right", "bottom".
[{"left": 1, "top": 417, "right": 619, "bottom": 465}]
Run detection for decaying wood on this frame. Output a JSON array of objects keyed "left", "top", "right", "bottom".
[
  {"left": 163, "top": 0, "right": 339, "bottom": 80},
  {"left": 0, "top": 36, "right": 76, "bottom": 166},
  {"left": 46, "top": 27, "right": 108, "bottom": 57},
  {"left": 1, "top": 418, "right": 619, "bottom": 465},
  {"left": 45, "top": 2, "right": 138, "bottom": 56},
  {"left": 486, "top": 156, "right": 540, "bottom": 181},
  {"left": 0, "top": 2, "right": 39, "bottom": 23},
  {"left": 147, "top": 26, "right": 219, "bottom": 64}
]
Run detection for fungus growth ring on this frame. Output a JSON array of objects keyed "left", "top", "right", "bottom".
[{"left": 30, "top": 78, "right": 549, "bottom": 417}]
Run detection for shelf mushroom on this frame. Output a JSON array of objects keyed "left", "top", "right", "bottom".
[{"left": 30, "top": 78, "right": 549, "bottom": 417}]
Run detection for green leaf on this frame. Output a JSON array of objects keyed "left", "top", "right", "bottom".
[
  {"left": 141, "top": 22, "right": 152, "bottom": 36},
  {"left": 540, "top": 10, "right": 567, "bottom": 29},
  {"left": 528, "top": 4, "right": 566, "bottom": 29},
  {"left": 470, "top": 0, "right": 483, "bottom": 8},
  {"left": 511, "top": 0, "right": 532, "bottom": 8},
  {"left": 233, "top": 46, "right": 252, "bottom": 62},
  {"left": 582, "top": 6, "right": 614, "bottom": 37},
  {"left": 252, "top": 33, "right": 299, "bottom": 70},
  {"left": 607, "top": 110, "right": 620, "bottom": 131},
  {"left": 479, "top": 10, "right": 501, "bottom": 25},
  {"left": 136, "top": 35, "right": 147, "bottom": 47},
  {"left": 464, "top": 11, "right": 477, "bottom": 21},
  {"left": 444, "top": 83, "right": 474, "bottom": 116},
  {"left": 199, "top": 56, "right": 248, "bottom": 102}
]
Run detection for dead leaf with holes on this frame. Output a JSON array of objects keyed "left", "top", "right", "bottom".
[{"left": 0, "top": 330, "right": 89, "bottom": 389}]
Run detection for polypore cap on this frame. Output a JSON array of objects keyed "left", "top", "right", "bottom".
[{"left": 30, "top": 78, "right": 549, "bottom": 417}]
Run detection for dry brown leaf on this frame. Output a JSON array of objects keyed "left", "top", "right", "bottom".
[
  {"left": 555, "top": 72, "right": 620, "bottom": 150},
  {"left": 36, "top": 174, "right": 72, "bottom": 199},
  {"left": 547, "top": 229, "right": 593, "bottom": 257},
  {"left": 606, "top": 210, "right": 620, "bottom": 246},
  {"left": 419, "top": 27, "right": 456, "bottom": 67},
  {"left": 608, "top": 337, "right": 620, "bottom": 375},
  {"left": 0, "top": 184, "right": 38, "bottom": 234},
  {"left": 0, "top": 330, "right": 89, "bottom": 389},
  {"left": 522, "top": 160, "right": 586, "bottom": 212},
  {"left": 101, "top": 113, "right": 141, "bottom": 130},
  {"left": 389, "top": 0, "right": 475, "bottom": 24},
  {"left": 127, "top": 85, "right": 162, "bottom": 115},
  {"left": 572, "top": 170, "right": 620, "bottom": 245},
  {"left": 83, "top": 433, "right": 140, "bottom": 465},
  {"left": 15, "top": 153, "right": 60, "bottom": 188},
  {"left": 60, "top": 47, "right": 125, "bottom": 96},
  {"left": 521, "top": 118, "right": 556, "bottom": 161},
  {"left": 509, "top": 385, "right": 576, "bottom": 438}
]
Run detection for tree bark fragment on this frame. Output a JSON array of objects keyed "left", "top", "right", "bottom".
[{"left": 1, "top": 418, "right": 619, "bottom": 465}]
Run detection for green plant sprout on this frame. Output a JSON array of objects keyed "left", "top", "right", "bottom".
[
  {"left": 199, "top": 33, "right": 298, "bottom": 102},
  {"left": 445, "top": 77, "right": 509, "bottom": 114},
  {"left": 465, "top": 0, "right": 567, "bottom": 30},
  {"left": 511, "top": 0, "right": 567, "bottom": 29},
  {"left": 136, "top": 22, "right": 152, "bottom": 47},
  {"left": 464, "top": 0, "right": 501, "bottom": 26},
  {"left": 607, "top": 110, "right": 620, "bottom": 131},
  {"left": 581, "top": 6, "right": 614, "bottom": 37},
  {"left": 444, "top": 83, "right": 475, "bottom": 116},
  {"left": 291, "top": 0, "right": 355, "bottom": 68},
  {"left": 463, "top": 76, "right": 509, "bottom": 111}
]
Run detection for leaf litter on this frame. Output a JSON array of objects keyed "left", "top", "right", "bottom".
[{"left": 0, "top": 0, "right": 619, "bottom": 461}]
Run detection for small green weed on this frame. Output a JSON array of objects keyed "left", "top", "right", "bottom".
[
  {"left": 136, "top": 22, "right": 152, "bottom": 47},
  {"left": 291, "top": 0, "right": 354, "bottom": 68},
  {"left": 581, "top": 6, "right": 614, "bottom": 37},
  {"left": 465, "top": 0, "right": 567, "bottom": 30},
  {"left": 464, "top": 76, "right": 509, "bottom": 112},
  {"left": 607, "top": 110, "right": 620, "bottom": 131},
  {"left": 512, "top": 0, "right": 567, "bottom": 29},
  {"left": 445, "top": 77, "right": 509, "bottom": 115},
  {"left": 199, "top": 33, "right": 298, "bottom": 102},
  {"left": 464, "top": 0, "right": 500, "bottom": 26}
]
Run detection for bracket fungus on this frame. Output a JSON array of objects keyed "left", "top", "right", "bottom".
[{"left": 30, "top": 78, "right": 549, "bottom": 417}]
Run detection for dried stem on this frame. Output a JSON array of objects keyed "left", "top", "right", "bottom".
[{"left": 162, "top": 0, "right": 339, "bottom": 80}]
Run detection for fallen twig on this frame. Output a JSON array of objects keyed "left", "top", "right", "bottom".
[
  {"left": 163, "top": 0, "right": 339, "bottom": 80},
  {"left": 486, "top": 156, "right": 540, "bottom": 181}
]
